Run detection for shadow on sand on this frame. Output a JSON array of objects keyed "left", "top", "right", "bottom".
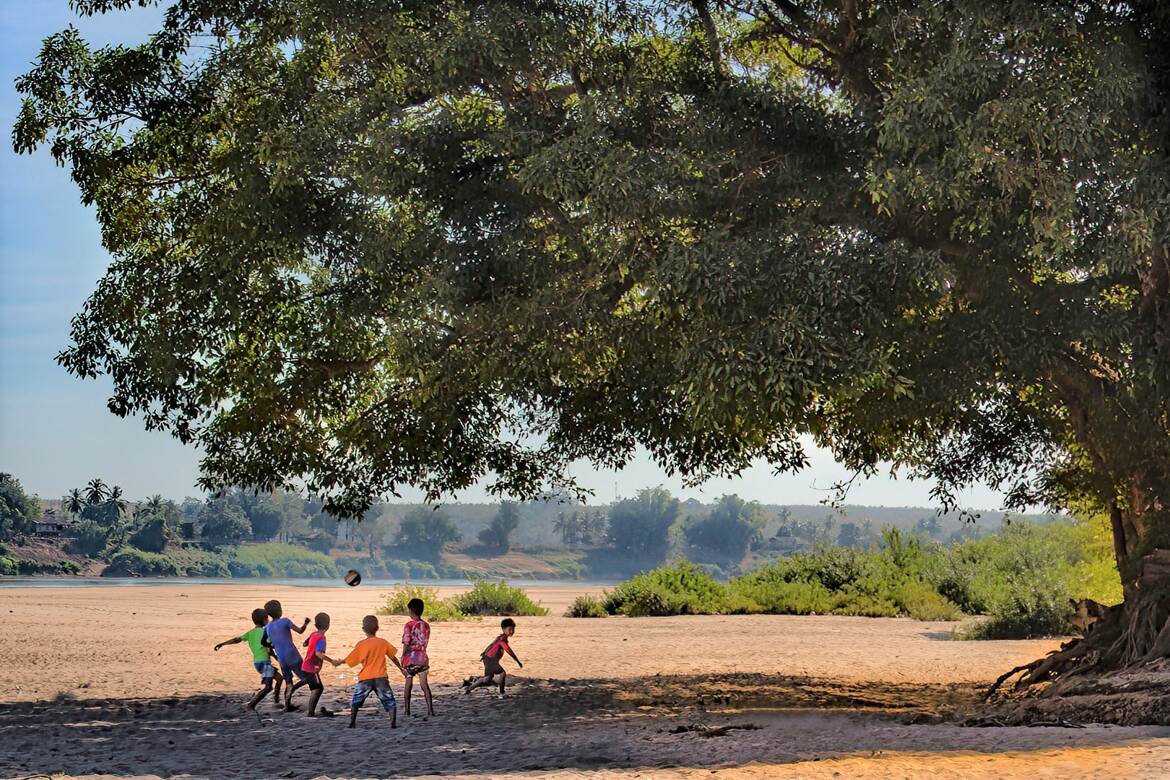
[{"left": 1, "top": 673, "right": 1166, "bottom": 778}]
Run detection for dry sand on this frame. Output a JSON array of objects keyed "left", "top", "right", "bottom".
[{"left": 1, "top": 582, "right": 1168, "bottom": 779}]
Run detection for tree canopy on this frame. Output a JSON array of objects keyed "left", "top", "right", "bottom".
[{"left": 13, "top": 1, "right": 1170, "bottom": 585}]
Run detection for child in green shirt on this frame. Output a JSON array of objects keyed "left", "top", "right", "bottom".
[{"left": 215, "top": 607, "right": 284, "bottom": 710}]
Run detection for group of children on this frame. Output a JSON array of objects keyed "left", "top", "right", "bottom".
[{"left": 214, "top": 597, "right": 522, "bottom": 729}]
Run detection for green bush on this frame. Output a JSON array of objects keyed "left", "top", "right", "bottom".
[
  {"left": 925, "top": 521, "right": 1106, "bottom": 639},
  {"left": 69, "top": 520, "right": 110, "bottom": 558},
  {"left": 565, "top": 594, "right": 608, "bottom": 618},
  {"left": 378, "top": 585, "right": 468, "bottom": 621},
  {"left": 227, "top": 543, "right": 337, "bottom": 578},
  {"left": 890, "top": 580, "right": 965, "bottom": 621},
  {"left": 450, "top": 580, "right": 548, "bottom": 616},
  {"left": 103, "top": 547, "right": 181, "bottom": 577},
  {"left": 726, "top": 577, "right": 834, "bottom": 615},
  {"left": 0, "top": 556, "right": 82, "bottom": 575},
  {"left": 603, "top": 562, "right": 728, "bottom": 616}
]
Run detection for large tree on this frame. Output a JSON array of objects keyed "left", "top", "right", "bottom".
[{"left": 14, "top": 1, "right": 1170, "bottom": 707}]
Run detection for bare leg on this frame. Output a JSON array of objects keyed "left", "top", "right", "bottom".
[
  {"left": 404, "top": 675, "right": 413, "bottom": 716},
  {"left": 272, "top": 674, "right": 284, "bottom": 706},
  {"left": 498, "top": 670, "right": 507, "bottom": 696},
  {"left": 388, "top": 708, "right": 397, "bottom": 729},
  {"left": 246, "top": 681, "right": 273, "bottom": 710},
  {"left": 348, "top": 704, "right": 358, "bottom": 728},
  {"left": 306, "top": 685, "right": 323, "bottom": 716},
  {"left": 464, "top": 674, "right": 495, "bottom": 693},
  {"left": 284, "top": 678, "right": 309, "bottom": 709},
  {"left": 418, "top": 671, "right": 435, "bottom": 715}
]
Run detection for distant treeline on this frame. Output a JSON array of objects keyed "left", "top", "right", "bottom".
[{"left": 1, "top": 471, "right": 1061, "bottom": 579}]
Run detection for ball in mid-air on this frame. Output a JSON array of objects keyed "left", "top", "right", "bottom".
[{"left": 344, "top": 569, "right": 362, "bottom": 587}]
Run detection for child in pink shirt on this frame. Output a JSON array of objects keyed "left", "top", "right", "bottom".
[{"left": 401, "top": 597, "right": 434, "bottom": 716}]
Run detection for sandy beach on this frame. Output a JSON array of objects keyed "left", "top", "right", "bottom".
[{"left": 1, "top": 582, "right": 1169, "bottom": 779}]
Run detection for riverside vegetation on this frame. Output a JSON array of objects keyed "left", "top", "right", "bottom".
[{"left": 373, "top": 515, "right": 1118, "bottom": 641}]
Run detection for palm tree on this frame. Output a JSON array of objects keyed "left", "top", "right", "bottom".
[
  {"left": 137, "top": 494, "right": 166, "bottom": 517},
  {"left": 106, "top": 486, "right": 128, "bottom": 517},
  {"left": 63, "top": 488, "right": 85, "bottom": 518},
  {"left": 84, "top": 478, "right": 108, "bottom": 505}
]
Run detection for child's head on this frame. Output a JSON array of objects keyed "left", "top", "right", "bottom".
[
  {"left": 250, "top": 608, "right": 268, "bottom": 627},
  {"left": 314, "top": 612, "right": 330, "bottom": 632},
  {"left": 501, "top": 618, "right": 516, "bottom": 636},
  {"left": 362, "top": 615, "right": 379, "bottom": 635},
  {"left": 264, "top": 600, "right": 283, "bottom": 619},
  {"left": 407, "top": 598, "right": 425, "bottom": 619}
]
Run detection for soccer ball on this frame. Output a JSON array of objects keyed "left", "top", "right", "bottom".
[{"left": 344, "top": 569, "right": 362, "bottom": 587}]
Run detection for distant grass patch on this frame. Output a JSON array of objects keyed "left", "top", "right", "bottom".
[
  {"left": 565, "top": 594, "right": 608, "bottom": 618},
  {"left": 450, "top": 580, "right": 548, "bottom": 616},
  {"left": 227, "top": 543, "right": 337, "bottom": 578},
  {"left": 377, "top": 585, "right": 468, "bottom": 622}
]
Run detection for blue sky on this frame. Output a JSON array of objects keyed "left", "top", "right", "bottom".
[{"left": 0, "top": 2, "right": 1006, "bottom": 509}]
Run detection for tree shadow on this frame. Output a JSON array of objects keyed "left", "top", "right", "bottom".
[{"left": 2, "top": 674, "right": 1166, "bottom": 778}]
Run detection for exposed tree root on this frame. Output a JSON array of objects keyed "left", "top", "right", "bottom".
[{"left": 981, "top": 551, "right": 1170, "bottom": 725}]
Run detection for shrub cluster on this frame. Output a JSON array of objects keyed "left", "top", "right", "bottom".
[
  {"left": 925, "top": 519, "right": 1120, "bottom": 639},
  {"left": 378, "top": 585, "right": 468, "bottom": 622},
  {"left": 582, "top": 518, "right": 1120, "bottom": 639},
  {"left": 0, "top": 556, "right": 82, "bottom": 575},
  {"left": 452, "top": 580, "right": 549, "bottom": 616},
  {"left": 594, "top": 555, "right": 962, "bottom": 621},
  {"left": 378, "top": 581, "right": 548, "bottom": 621},
  {"left": 565, "top": 594, "right": 608, "bottom": 618}
]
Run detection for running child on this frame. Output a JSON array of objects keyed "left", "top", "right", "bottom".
[
  {"left": 213, "top": 607, "right": 284, "bottom": 709},
  {"left": 262, "top": 599, "right": 311, "bottom": 710},
  {"left": 462, "top": 618, "right": 522, "bottom": 696},
  {"left": 401, "top": 597, "right": 434, "bottom": 717},
  {"left": 328, "top": 615, "right": 405, "bottom": 729},
  {"left": 300, "top": 612, "right": 334, "bottom": 717}
]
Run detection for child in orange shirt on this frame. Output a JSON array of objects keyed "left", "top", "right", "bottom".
[{"left": 329, "top": 615, "right": 405, "bottom": 729}]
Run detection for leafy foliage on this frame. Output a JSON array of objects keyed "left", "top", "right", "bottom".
[
  {"left": 378, "top": 585, "right": 468, "bottom": 622},
  {"left": 450, "top": 580, "right": 549, "bottom": 617},
  {"left": 603, "top": 562, "right": 728, "bottom": 617},
  {"left": 565, "top": 594, "right": 608, "bottom": 618},
  {"left": 199, "top": 498, "right": 251, "bottom": 548},
  {"left": 684, "top": 494, "right": 766, "bottom": 567},
  {"left": 393, "top": 507, "right": 462, "bottom": 561},
  {"left": 607, "top": 488, "right": 681, "bottom": 565},
  {"left": 0, "top": 474, "right": 40, "bottom": 538},
  {"left": 226, "top": 543, "right": 337, "bottom": 578},
  {"left": 477, "top": 501, "right": 520, "bottom": 552}
]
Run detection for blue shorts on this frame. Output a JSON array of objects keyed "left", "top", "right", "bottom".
[
  {"left": 253, "top": 661, "right": 276, "bottom": 680},
  {"left": 279, "top": 657, "right": 307, "bottom": 683},
  {"left": 351, "top": 677, "right": 397, "bottom": 712}
]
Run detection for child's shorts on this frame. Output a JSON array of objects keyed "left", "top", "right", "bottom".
[
  {"left": 482, "top": 655, "right": 505, "bottom": 677},
  {"left": 280, "top": 659, "right": 308, "bottom": 683},
  {"left": 403, "top": 663, "right": 429, "bottom": 677},
  {"left": 253, "top": 661, "right": 276, "bottom": 680},
  {"left": 351, "top": 677, "right": 396, "bottom": 712},
  {"left": 302, "top": 671, "right": 324, "bottom": 691}
]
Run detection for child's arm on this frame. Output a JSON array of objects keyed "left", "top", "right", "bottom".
[
  {"left": 319, "top": 653, "right": 338, "bottom": 666},
  {"left": 388, "top": 653, "right": 406, "bottom": 675},
  {"left": 290, "top": 618, "right": 310, "bottom": 634},
  {"left": 505, "top": 646, "right": 523, "bottom": 668},
  {"left": 214, "top": 636, "right": 243, "bottom": 651}
]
